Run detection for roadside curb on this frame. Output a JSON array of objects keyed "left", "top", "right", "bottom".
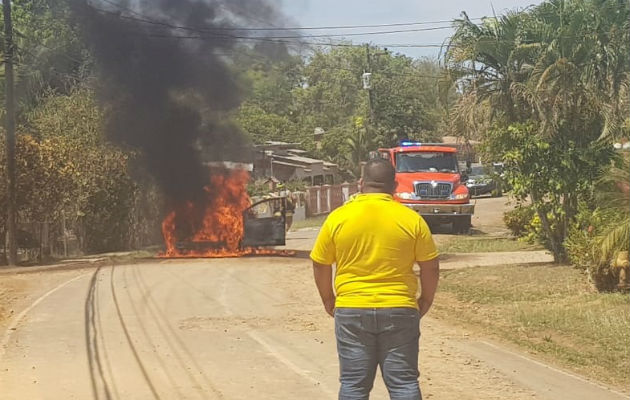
[
  {"left": 439, "top": 250, "right": 555, "bottom": 269},
  {"left": 0, "top": 258, "right": 108, "bottom": 276}
]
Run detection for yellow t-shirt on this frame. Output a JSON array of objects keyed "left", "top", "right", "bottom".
[{"left": 310, "top": 193, "right": 438, "bottom": 309}]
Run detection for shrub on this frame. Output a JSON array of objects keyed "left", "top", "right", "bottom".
[
  {"left": 564, "top": 202, "right": 618, "bottom": 291},
  {"left": 504, "top": 205, "right": 535, "bottom": 237}
]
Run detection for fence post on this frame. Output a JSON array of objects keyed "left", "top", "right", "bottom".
[
  {"left": 62, "top": 215, "right": 68, "bottom": 258},
  {"left": 341, "top": 183, "right": 349, "bottom": 202},
  {"left": 326, "top": 185, "right": 332, "bottom": 213}
]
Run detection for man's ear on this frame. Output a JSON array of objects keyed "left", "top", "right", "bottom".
[{"left": 388, "top": 180, "right": 398, "bottom": 194}]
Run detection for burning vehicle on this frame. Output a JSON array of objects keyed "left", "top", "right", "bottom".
[
  {"left": 161, "top": 163, "right": 288, "bottom": 258},
  {"left": 71, "top": 0, "right": 297, "bottom": 258}
]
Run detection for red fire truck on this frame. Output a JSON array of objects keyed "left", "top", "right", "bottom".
[{"left": 376, "top": 141, "right": 474, "bottom": 233}]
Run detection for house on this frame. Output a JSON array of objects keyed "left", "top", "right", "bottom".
[{"left": 254, "top": 141, "right": 339, "bottom": 185}]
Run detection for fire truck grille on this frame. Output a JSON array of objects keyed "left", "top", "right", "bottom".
[{"left": 414, "top": 182, "right": 452, "bottom": 199}]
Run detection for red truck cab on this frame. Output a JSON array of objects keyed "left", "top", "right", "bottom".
[{"left": 377, "top": 141, "right": 474, "bottom": 233}]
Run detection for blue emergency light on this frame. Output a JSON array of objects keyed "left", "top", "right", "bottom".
[{"left": 399, "top": 140, "right": 422, "bottom": 147}]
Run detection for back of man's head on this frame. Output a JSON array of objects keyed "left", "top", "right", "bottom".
[{"left": 361, "top": 158, "right": 397, "bottom": 194}]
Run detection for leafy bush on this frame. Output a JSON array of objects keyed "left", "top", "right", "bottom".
[
  {"left": 21, "top": 89, "right": 161, "bottom": 254},
  {"left": 504, "top": 205, "right": 535, "bottom": 237},
  {"left": 485, "top": 123, "right": 614, "bottom": 262},
  {"left": 564, "top": 202, "right": 618, "bottom": 291}
]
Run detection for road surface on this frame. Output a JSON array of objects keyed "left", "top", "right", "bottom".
[{"left": 1, "top": 197, "right": 627, "bottom": 399}]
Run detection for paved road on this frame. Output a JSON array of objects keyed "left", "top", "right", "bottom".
[
  {"left": 0, "top": 196, "right": 627, "bottom": 399},
  {"left": 0, "top": 258, "right": 357, "bottom": 399},
  {"left": 1, "top": 249, "right": 627, "bottom": 399}
]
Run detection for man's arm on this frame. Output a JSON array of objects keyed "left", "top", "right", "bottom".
[
  {"left": 417, "top": 257, "right": 439, "bottom": 318},
  {"left": 312, "top": 262, "right": 335, "bottom": 317}
]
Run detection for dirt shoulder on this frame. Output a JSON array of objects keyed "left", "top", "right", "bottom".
[{"left": 0, "top": 267, "right": 95, "bottom": 332}]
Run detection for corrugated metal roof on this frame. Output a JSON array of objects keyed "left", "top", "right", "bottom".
[
  {"left": 273, "top": 154, "right": 326, "bottom": 165},
  {"left": 272, "top": 160, "right": 305, "bottom": 168}
]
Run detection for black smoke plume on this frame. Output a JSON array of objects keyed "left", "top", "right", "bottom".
[{"left": 70, "top": 0, "right": 289, "bottom": 203}]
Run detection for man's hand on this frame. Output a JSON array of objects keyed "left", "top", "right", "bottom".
[
  {"left": 417, "top": 296, "right": 433, "bottom": 318},
  {"left": 417, "top": 257, "right": 439, "bottom": 318},
  {"left": 312, "top": 262, "right": 335, "bottom": 317},
  {"left": 323, "top": 296, "right": 336, "bottom": 317}
]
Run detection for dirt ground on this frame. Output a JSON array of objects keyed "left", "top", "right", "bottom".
[{"left": 0, "top": 196, "right": 626, "bottom": 399}]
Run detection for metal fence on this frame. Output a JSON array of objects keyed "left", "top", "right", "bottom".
[
  {"left": 304, "top": 182, "right": 360, "bottom": 217},
  {"left": 3, "top": 182, "right": 360, "bottom": 264}
]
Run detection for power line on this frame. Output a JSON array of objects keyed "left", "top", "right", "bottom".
[
  {"left": 252, "top": 19, "right": 480, "bottom": 31},
  {"left": 87, "top": 1, "right": 486, "bottom": 57},
  {"left": 92, "top": 6, "right": 455, "bottom": 40},
  {"left": 83, "top": 8, "right": 544, "bottom": 53},
  {"left": 120, "top": 30, "right": 448, "bottom": 48},
  {"left": 94, "top": 0, "right": 482, "bottom": 32},
  {"left": 88, "top": 3, "right": 531, "bottom": 51}
]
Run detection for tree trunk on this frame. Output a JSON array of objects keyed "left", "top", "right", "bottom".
[
  {"left": 38, "top": 221, "right": 44, "bottom": 264},
  {"left": 531, "top": 190, "right": 566, "bottom": 263}
]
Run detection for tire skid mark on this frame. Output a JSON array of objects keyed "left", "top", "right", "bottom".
[
  {"left": 120, "top": 265, "right": 186, "bottom": 399},
  {"left": 109, "top": 263, "right": 162, "bottom": 399},
  {"left": 246, "top": 330, "right": 336, "bottom": 398},
  {"left": 94, "top": 269, "right": 121, "bottom": 400},
  {"left": 164, "top": 268, "right": 224, "bottom": 309},
  {"left": 166, "top": 265, "right": 335, "bottom": 397},
  {"left": 85, "top": 265, "right": 112, "bottom": 400},
  {"left": 219, "top": 267, "right": 336, "bottom": 396},
  {"left": 132, "top": 265, "right": 224, "bottom": 399}
]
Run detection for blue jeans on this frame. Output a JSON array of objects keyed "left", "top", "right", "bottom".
[{"left": 335, "top": 307, "right": 421, "bottom": 400}]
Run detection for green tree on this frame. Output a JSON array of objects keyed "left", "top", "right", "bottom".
[
  {"left": 26, "top": 89, "right": 143, "bottom": 253},
  {"left": 446, "top": 11, "right": 533, "bottom": 122},
  {"left": 290, "top": 46, "right": 446, "bottom": 167},
  {"left": 2, "top": 0, "right": 88, "bottom": 110},
  {"left": 235, "top": 103, "right": 298, "bottom": 144},
  {"left": 0, "top": 134, "right": 74, "bottom": 258},
  {"left": 450, "top": 0, "right": 629, "bottom": 262},
  {"left": 596, "top": 156, "right": 630, "bottom": 262},
  {"left": 371, "top": 57, "right": 443, "bottom": 144},
  {"left": 485, "top": 123, "right": 612, "bottom": 262}
]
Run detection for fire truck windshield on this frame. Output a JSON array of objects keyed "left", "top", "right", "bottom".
[{"left": 395, "top": 152, "right": 458, "bottom": 173}]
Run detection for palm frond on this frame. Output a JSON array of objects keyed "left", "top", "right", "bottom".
[{"left": 599, "top": 223, "right": 630, "bottom": 261}]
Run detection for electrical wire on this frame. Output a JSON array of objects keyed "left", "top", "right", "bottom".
[
  {"left": 119, "top": 29, "right": 447, "bottom": 48},
  {"left": 95, "top": 0, "right": 482, "bottom": 32},
  {"left": 91, "top": 6, "right": 455, "bottom": 40},
  {"left": 88, "top": 3, "right": 540, "bottom": 51}
]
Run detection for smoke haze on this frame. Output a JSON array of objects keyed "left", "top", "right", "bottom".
[{"left": 71, "top": 0, "right": 290, "bottom": 203}]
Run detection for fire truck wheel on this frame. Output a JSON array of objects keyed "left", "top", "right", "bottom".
[{"left": 453, "top": 216, "right": 472, "bottom": 234}]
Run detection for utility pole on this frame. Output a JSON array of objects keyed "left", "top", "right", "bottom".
[
  {"left": 364, "top": 44, "right": 375, "bottom": 124},
  {"left": 3, "top": 0, "right": 18, "bottom": 265}
]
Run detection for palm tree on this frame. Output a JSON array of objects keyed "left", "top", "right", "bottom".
[
  {"left": 597, "top": 156, "right": 630, "bottom": 261},
  {"left": 447, "top": 1, "right": 629, "bottom": 263},
  {"left": 512, "top": 0, "right": 630, "bottom": 141},
  {"left": 446, "top": 11, "right": 536, "bottom": 122}
]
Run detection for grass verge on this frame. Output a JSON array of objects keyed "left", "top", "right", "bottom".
[
  {"left": 438, "top": 236, "right": 541, "bottom": 253},
  {"left": 290, "top": 215, "right": 327, "bottom": 230},
  {"left": 432, "top": 263, "right": 630, "bottom": 388}
]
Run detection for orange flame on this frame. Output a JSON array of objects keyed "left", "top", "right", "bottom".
[{"left": 159, "top": 168, "right": 290, "bottom": 258}]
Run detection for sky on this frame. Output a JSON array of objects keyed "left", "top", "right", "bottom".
[{"left": 281, "top": 0, "right": 545, "bottom": 59}]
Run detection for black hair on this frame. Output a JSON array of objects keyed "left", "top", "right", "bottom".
[{"left": 362, "top": 158, "right": 396, "bottom": 192}]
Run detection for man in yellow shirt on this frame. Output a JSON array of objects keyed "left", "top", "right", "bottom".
[{"left": 311, "top": 158, "right": 439, "bottom": 400}]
